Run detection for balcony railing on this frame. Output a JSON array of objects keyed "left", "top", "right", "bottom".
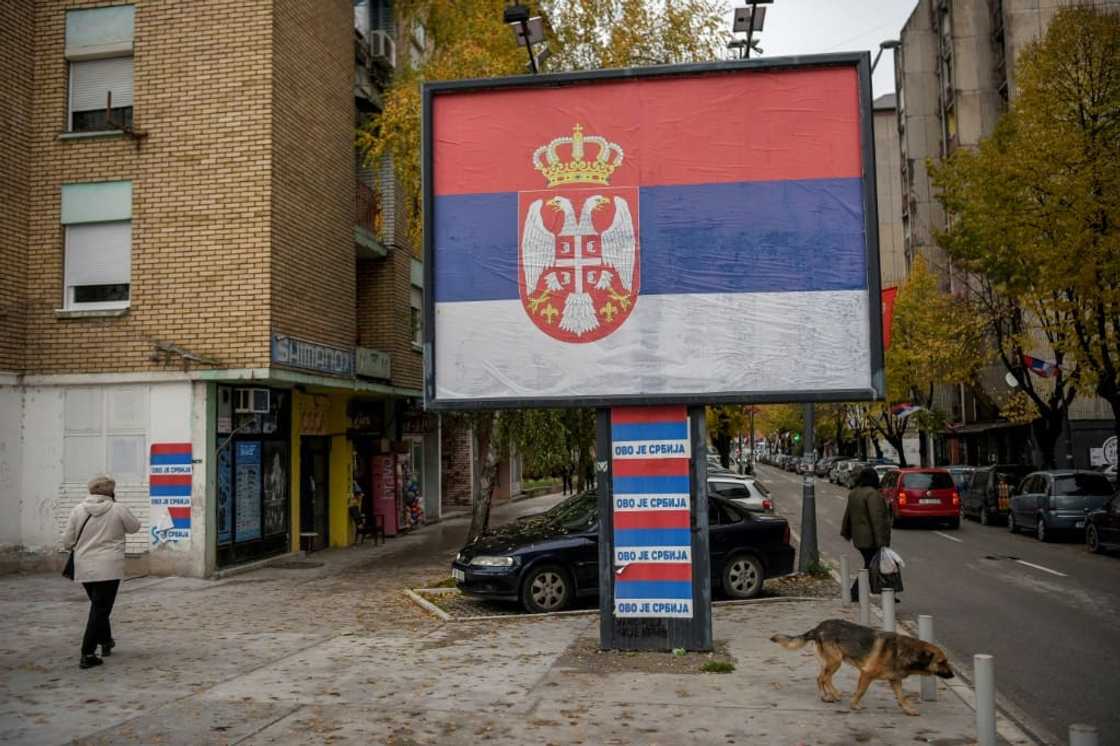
[{"left": 355, "top": 181, "right": 383, "bottom": 237}]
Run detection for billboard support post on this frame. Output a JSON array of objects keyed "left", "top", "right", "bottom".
[
  {"left": 598, "top": 406, "right": 712, "bottom": 651},
  {"left": 798, "top": 403, "right": 820, "bottom": 572}
]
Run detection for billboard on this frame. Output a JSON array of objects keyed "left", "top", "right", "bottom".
[{"left": 424, "top": 55, "right": 884, "bottom": 409}]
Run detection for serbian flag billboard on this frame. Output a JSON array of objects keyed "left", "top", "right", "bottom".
[{"left": 424, "top": 56, "right": 884, "bottom": 408}]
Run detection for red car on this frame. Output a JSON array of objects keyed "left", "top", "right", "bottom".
[{"left": 879, "top": 468, "right": 961, "bottom": 528}]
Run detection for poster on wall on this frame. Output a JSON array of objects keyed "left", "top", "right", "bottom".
[
  {"left": 149, "top": 443, "right": 192, "bottom": 546},
  {"left": 217, "top": 445, "right": 232, "bottom": 545},
  {"left": 235, "top": 441, "right": 262, "bottom": 542},
  {"left": 611, "top": 406, "right": 693, "bottom": 619},
  {"left": 262, "top": 442, "right": 288, "bottom": 536},
  {"left": 425, "top": 56, "right": 883, "bottom": 409}
]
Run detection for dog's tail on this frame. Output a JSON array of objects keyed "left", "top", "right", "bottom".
[{"left": 770, "top": 626, "right": 820, "bottom": 651}]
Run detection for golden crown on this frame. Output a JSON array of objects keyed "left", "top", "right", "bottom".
[{"left": 532, "top": 124, "right": 624, "bottom": 187}]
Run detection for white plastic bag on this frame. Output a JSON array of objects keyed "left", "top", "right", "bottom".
[{"left": 879, "top": 547, "right": 905, "bottom": 574}]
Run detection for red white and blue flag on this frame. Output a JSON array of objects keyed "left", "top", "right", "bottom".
[
  {"left": 430, "top": 66, "right": 873, "bottom": 402},
  {"left": 1023, "top": 354, "right": 1059, "bottom": 378},
  {"left": 611, "top": 406, "right": 693, "bottom": 618},
  {"left": 891, "top": 402, "right": 924, "bottom": 419},
  {"left": 150, "top": 443, "right": 192, "bottom": 544}
]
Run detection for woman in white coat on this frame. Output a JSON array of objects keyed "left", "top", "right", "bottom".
[{"left": 62, "top": 475, "right": 141, "bottom": 669}]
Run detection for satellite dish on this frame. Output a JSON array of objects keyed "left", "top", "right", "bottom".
[{"left": 1005, "top": 372, "right": 1019, "bottom": 388}]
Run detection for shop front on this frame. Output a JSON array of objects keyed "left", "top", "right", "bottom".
[{"left": 215, "top": 385, "right": 292, "bottom": 568}]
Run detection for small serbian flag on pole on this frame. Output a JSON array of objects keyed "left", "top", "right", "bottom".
[
  {"left": 1022, "top": 354, "right": 1059, "bottom": 378},
  {"left": 891, "top": 402, "right": 924, "bottom": 419}
]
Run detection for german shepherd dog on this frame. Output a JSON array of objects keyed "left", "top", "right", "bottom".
[{"left": 771, "top": 619, "right": 954, "bottom": 716}]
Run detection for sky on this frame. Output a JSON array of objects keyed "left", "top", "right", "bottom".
[{"left": 724, "top": 0, "right": 921, "bottom": 97}]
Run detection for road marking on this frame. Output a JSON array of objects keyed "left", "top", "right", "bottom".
[
  {"left": 1015, "top": 559, "right": 1067, "bottom": 577},
  {"left": 932, "top": 531, "right": 963, "bottom": 544}
]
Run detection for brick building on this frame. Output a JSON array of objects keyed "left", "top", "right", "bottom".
[{"left": 0, "top": 0, "right": 441, "bottom": 576}]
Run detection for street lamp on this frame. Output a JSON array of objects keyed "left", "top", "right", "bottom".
[
  {"left": 871, "top": 39, "right": 900, "bottom": 73},
  {"left": 504, "top": 2, "right": 546, "bottom": 74},
  {"left": 729, "top": 2, "right": 773, "bottom": 59}
]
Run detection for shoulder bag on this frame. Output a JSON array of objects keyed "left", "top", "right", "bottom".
[{"left": 62, "top": 513, "right": 93, "bottom": 580}]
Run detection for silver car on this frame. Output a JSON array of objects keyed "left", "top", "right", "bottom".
[{"left": 707, "top": 476, "right": 774, "bottom": 513}]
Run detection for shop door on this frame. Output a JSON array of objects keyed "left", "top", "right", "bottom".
[{"left": 300, "top": 437, "right": 331, "bottom": 551}]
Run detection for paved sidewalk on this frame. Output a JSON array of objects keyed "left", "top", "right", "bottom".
[{"left": 1, "top": 493, "right": 988, "bottom": 745}]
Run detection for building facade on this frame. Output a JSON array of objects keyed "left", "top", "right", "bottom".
[
  {"left": 0, "top": 0, "right": 441, "bottom": 576},
  {"left": 891, "top": 0, "right": 1119, "bottom": 467}
]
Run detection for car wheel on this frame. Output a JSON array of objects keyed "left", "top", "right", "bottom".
[
  {"left": 1008, "top": 512, "right": 1018, "bottom": 534},
  {"left": 1087, "top": 525, "right": 1101, "bottom": 554},
  {"left": 521, "top": 565, "right": 572, "bottom": 613},
  {"left": 979, "top": 506, "right": 990, "bottom": 526},
  {"left": 1036, "top": 515, "right": 1049, "bottom": 542},
  {"left": 722, "top": 553, "right": 764, "bottom": 599}
]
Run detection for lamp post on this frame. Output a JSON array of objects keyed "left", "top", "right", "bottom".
[
  {"left": 504, "top": 2, "right": 546, "bottom": 74},
  {"left": 871, "top": 39, "right": 900, "bottom": 73},
  {"left": 729, "top": 2, "right": 773, "bottom": 59}
]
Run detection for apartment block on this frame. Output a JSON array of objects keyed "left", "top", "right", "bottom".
[
  {"left": 0, "top": 0, "right": 441, "bottom": 576},
  {"left": 891, "top": 0, "right": 1119, "bottom": 466}
]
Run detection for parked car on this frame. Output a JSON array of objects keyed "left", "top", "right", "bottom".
[
  {"left": 961, "top": 465, "right": 1033, "bottom": 526},
  {"left": 839, "top": 461, "right": 869, "bottom": 489},
  {"left": 815, "top": 457, "right": 839, "bottom": 478},
  {"left": 1009, "top": 470, "right": 1115, "bottom": 542},
  {"left": 707, "top": 475, "right": 774, "bottom": 513},
  {"left": 830, "top": 459, "right": 857, "bottom": 485},
  {"left": 946, "top": 466, "right": 975, "bottom": 495},
  {"left": 1086, "top": 494, "right": 1120, "bottom": 554},
  {"left": 451, "top": 491, "right": 795, "bottom": 612},
  {"left": 1097, "top": 463, "right": 1117, "bottom": 488},
  {"left": 880, "top": 467, "right": 960, "bottom": 528},
  {"left": 873, "top": 464, "right": 897, "bottom": 484}
]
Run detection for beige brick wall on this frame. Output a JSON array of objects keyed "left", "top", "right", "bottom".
[
  {"left": 270, "top": 0, "right": 356, "bottom": 351},
  {"left": 0, "top": 3, "right": 34, "bottom": 372},
  {"left": 21, "top": 0, "right": 274, "bottom": 374}
]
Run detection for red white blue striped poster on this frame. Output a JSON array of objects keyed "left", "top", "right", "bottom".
[
  {"left": 150, "top": 443, "right": 192, "bottom": 545},
  {"left": 612, "top": 406, "right": 693, "bottom": 618}
]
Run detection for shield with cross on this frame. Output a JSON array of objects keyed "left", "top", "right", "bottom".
[{"left": 518, "top": 125, "right": 640, "bottom": 344}]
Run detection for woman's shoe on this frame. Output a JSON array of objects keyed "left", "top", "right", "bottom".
[
  {"left": 101, "top": 640, "right": 115, "bottom": 657},
  {"left": 79, "top": 654, "right": 103, "bottom": 669}
]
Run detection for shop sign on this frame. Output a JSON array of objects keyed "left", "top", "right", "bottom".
[
  {"left": 348, "top": 399, "right": 384, "bottom": 433},
  {"left": 272, "top": 335, "right": 353, "bottom": 377},
  {"left": 356, "top": 347, "right": 391, "bottom": 380},
  {"left": 302, "top": 395, "right": 330, "bottom": 436},
  {"left": 403, "top": 412, "right": 438, "bottom": 435},
  {"left": 150, "top": 443, "right": 192, "bottom": 546}
]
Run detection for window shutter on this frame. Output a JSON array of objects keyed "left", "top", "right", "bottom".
[
  {"left": 65, "top": 5, "right": 135, "bottom": 59},
  {"left": 70, "top": 57, "right": 133, "bottom": 113},
  {"left": 65, "top": 222, "right": 132, "bottom": 288}
]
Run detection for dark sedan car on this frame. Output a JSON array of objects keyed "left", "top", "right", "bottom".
[
  {"left": 1086, "top": 494, "right": 1120, "bottom": 554},
  {"left": 451, "top": 492, "right": 795, "bottom": 613},
  {"left": 1009, "top": 470, "right": 1115, "bottom": 542}
]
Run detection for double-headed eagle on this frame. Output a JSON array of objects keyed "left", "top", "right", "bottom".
[{"left": 522, "top": 195, "right": 636, "bottom": 335}]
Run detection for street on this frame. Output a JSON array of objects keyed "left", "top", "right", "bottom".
[{"left": 754, "top": 464, "right": 1120, "bottom": 746}]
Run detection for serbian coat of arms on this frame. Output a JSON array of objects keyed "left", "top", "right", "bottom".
[{"left": 518, "top": 124, "right": 639, "bottom": 343}]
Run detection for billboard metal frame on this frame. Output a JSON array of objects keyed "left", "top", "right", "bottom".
[{"left": 422, "top": 52, "right": 885, "bottom": 411}]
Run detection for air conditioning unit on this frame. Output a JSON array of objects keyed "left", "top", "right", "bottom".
[
  {"left": 235, "top": 388, "right": 270, "bottom": 414},
  {"left": 370, "top": 30, "right": 396, "bottom": 68}
]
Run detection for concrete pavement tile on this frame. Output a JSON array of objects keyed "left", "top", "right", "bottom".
[{"left": 72, "top": 700, "right": 302, "bottom": 746}]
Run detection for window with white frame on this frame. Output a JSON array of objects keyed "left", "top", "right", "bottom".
[
  {"left": 66, "top": 5, "right": 135, "bottom": 132},
  {"left": 61, "top": 181, "right": 133, "bottom": 310},
  {"left": 63, "top": 386, "right": 148, "bottom": 486}
]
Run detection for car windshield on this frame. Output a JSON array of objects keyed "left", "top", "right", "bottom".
[
  {"left": 1053, "top": 474, "right": 1114, "bottom": 497},
  {"left": 539, "top": 492, "right": 598, "bottom": 524},
  {"left": 902, "top": 472, "right": 955, "bottom": 490}
]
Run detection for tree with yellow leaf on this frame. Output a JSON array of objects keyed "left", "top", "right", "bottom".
[{"left": 870, "top": 257, "right": 984, "bottom": 466}]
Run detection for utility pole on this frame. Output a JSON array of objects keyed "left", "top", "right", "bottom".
[{"left": 798, "top": 403, "right": 819, "bottom": 571}]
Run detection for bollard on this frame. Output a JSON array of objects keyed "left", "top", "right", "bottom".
[
  {"left": 918, "top": 615, "right": 937, "bottom": 702},
  {"left": 857, "top": 569, "right": 870, "bottom": 626},
  {"left": 881, "top": 589, "right": 896, "bottom": 632},
  {"left": 974, "top": 654, "right": 996, "bottom": 746},
  {"left": 839, "top": 556, "right": 850, "bottom": 605},
  {"left": 1069, "top": 724, "right": 1099, "bottom": 746}
]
